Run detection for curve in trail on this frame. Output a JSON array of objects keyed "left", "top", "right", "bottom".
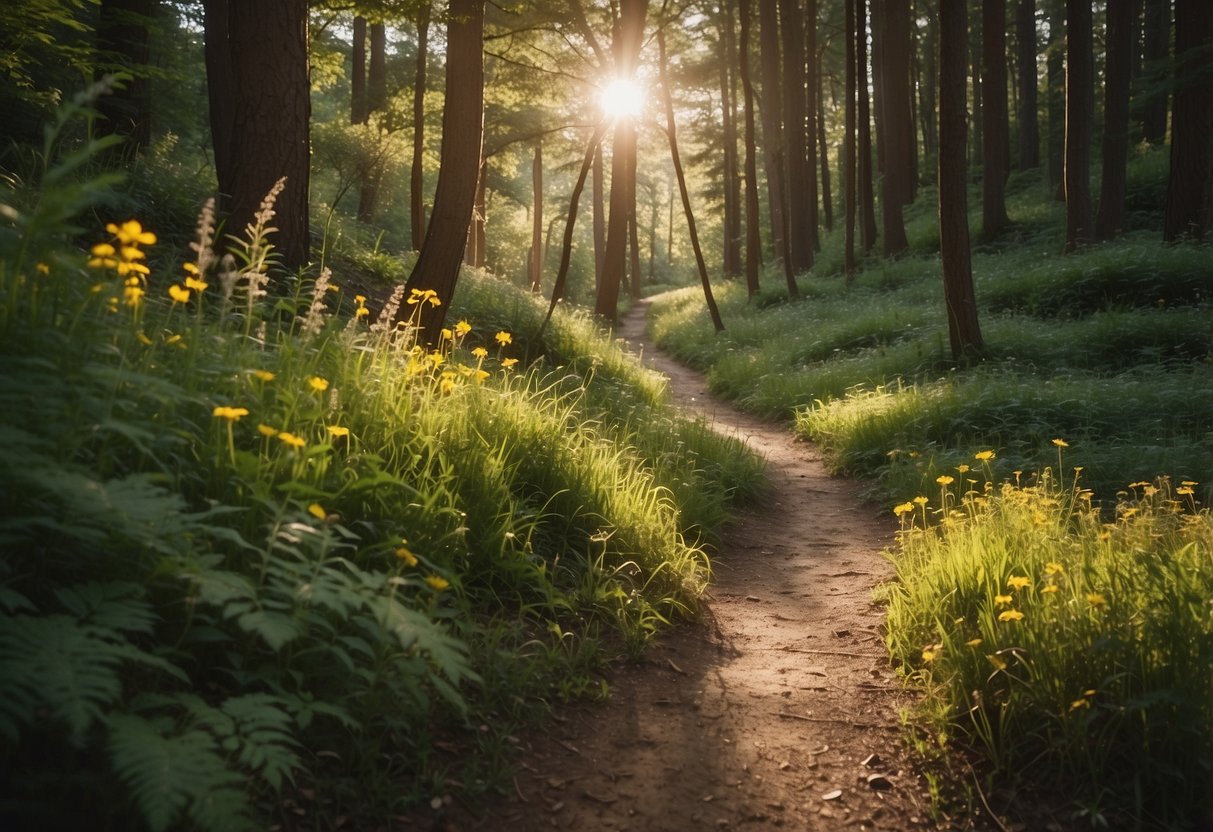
[{"left": 457, "top": 299, "right": 942, "bottom": 831}]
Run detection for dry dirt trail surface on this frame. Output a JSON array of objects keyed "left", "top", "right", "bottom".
[{"left": 446, "top": 299, "right": 947, "bottom": 831}]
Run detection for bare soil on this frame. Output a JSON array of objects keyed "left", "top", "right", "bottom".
[{"left": 432, "top": 299, "right": 952, "bottom": 831}]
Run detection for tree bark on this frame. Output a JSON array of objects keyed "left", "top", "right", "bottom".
[
  {"left": 399, "top": 0, "right": 485, "bottom": 339},
  {"left": 1163, "top": 0, "right": 1213, "bottom": 241},
  {"left": 880, "top": 0, "right": 911, "bottom": 256},
  {"left": 410, "top": 2, "right": 431, "bottom": 250},
  {"left": 1015, "top": 0, "right": 1039, "bottom": 169},
  {"left": 1096, "top": 0, "right": 1132, "bottom": 241},
  {"left": 204, "top": 0, "right": 311, "bottom": 271},
  {"left": 780, "top": 0, "right": 812, "bottom": 276},
  {"left": 465, "top": 158, "right": 486, "bottom": 268},
  {"left": 740, "top": 0, "right": 763, "bottom": 297},
  {"left": 358, "top": 21, "right": 387, "bottom": 224},
  {"left": 981, "top": 0, "right": 1011, "bottom": 239},
  {"left": 758, "top": 0, "right": 786, "bottom": 264},
  {"left": 1063, "top": 0, "right": 1094, "bottom": 251},
  {"left": 939, "top": 0, "right": 983, "bottom": 358},
  {"left": 628, "top": 124, "right": 642, "bottom": 299},
  {"left": 595, "top": 0, "right": 648, "bottom": 323},
  {"left": 843, "top": 0, "right": 857, "bottom": 279},
  {"left": 919, "top": 11, "right": 939, "bottom": 167},
  {"left": 592, "top": 144, "right": 605, "bottom": 289},
  {"left": 817, "top": 62, "right": 834, "bottom": 231},
  {"left": 804, "top": 0, "right": 821, "bottom": 249},
  {"left": 658, "top": 29, "right": 724, "bottom": 330}
]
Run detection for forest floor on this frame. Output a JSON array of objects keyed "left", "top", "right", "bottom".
[{"left": 428, "top": 298, "right": 973, "bottom": 832}]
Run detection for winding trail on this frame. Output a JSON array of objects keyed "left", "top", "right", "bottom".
[{"left": 454, "top": 299, "right": 942, "bottom": 830}]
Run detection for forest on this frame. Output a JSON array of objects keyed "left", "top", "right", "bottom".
[{"left": 1, "top": 0, "right": 1211, "bottom": 829}]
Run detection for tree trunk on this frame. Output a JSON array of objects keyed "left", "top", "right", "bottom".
[
  {"left": 780, "top": 0, "right": 812, "bottom": 275},
  {"left": 399, "top": 0, "right": 485, "bottom": 339},
  {"left": 410, "top": 2, "right": 431, "bottom": 250},
  {"left": 805, "top": 0, "right": 821, "bottom": 249},
  {"left": 721, "top": 3, "right": 743, "bottom": 277},
  {"left": 919, "top": 11, "right": 939, "bottom": 167},
  {"left": 1139, "top": 0, "right": 1169, "bottom": 145},
  {"left": 530, "top": 143, "right": 543, "bottom": 291},
  {"left": 465, "top": 158, "right": 486, "bottom": 268},
  {"left": 592, "top": 144, "right": 605, "bottom": 289},
  {"left": 204, "top": 0, "right": 311, "bottom": 271},
  {"left": 351, "top": 16, "right": 367, "bottom": 124},
  {"left": 1016, "top": 0, "right": 1039, "bottom": 169},
  {"left": 1096, "top": 0, "right": 1132, "bottom": 241},
  {"left": 758, "top": 0, "right": 786, "bottom": 264},
  {"left": 740, "top": 0, "right": 763, "bottom": 297},
  {"left": 817, "top": 61, "right": 834, "bottom": 231},
  {"left": 358, "top": 22, "right": 387, "bottom": 224},
  {"left": 843, "top": 0, "right": 857, "bottom": 279},
  {"left": 970, "top": 7, "right": 983, "bottom": 167},
  {"left": 939, "top": 0, "right": 983, "bottom": 358},
  {"left": 658, "top": 29, "right": 724, "bottom": 330},
  {"left": 628, "top": 125, "right": 642, "bottom": 299},
  {"left": 981, "top": 0, "right": 1011, "bottom": 239},
  {"left": 880, "top": 0, "right": 911, "bottom": 256},
  {"left": 1163, "top": 0, "right": 1213, "bottom": 240},
  {"left": 1046, "top": 0, "right": 1065, "bottom": 196},
  {"left": 1063, "top": 0, "right": 1094, "bottom": 251},
  {"left": 857, "top": 0, "right": 877, "bottom": 254},
  {"left": 96, "top": 0, "right": 153, "bottom": 152},
  {"left": 595, "top": 0, "right": 648, "bottom": 323}
]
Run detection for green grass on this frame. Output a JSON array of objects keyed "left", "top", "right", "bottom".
[
  {"left": 648, "top": 147, "right": 1213, "bottom": 827},
  {"left": 0, "top": 101, "right": 763, "bottom": 830}
]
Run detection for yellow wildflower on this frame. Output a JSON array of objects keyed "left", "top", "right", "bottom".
[
  {"left": 965, "top": 638, "right": 983, "bottom": 647},
  {"left": 1044, "top": 561, "right": 1065, "bottom": 575},
  {"left": 1086, "top": 593, "right": 1107, "bottom": 608},
  {"left": 212, "top": 406, "right": 249, "bottom": 421},
  {"left": 185, "top": 275, "right": 208, "bottom": 292},
  {"left": 395, "top": 545, "right": 418, "bottom": 568},
  {"left": 975, "top": 450, "right": 996, "bottom": 461},
  {"left": 440, "top": 328, "right": 453, "bottom": 341},
  {"left": 912, "top": 496, "right": 929, "bottom": 506},
  {"left": 998, "top": 609, "right": 1024, "bottom": 622},
  {"left": 168, "top": 284, "right": 191, "bottom": 304},
  {"left": 257, "top": 424, "right": 278, "bottom": 437},
  {"left": 988, "top": 654, "right": 1008, "bottom": 671},
  {"left": 308, "top": 503, "right": 327, "bottom": 520},
  {"left": 107, "top": 219, "right": 156, "bottom": 246},
  {"left": 136, "top": 331, "right": 153, "bottom": 346},
  {"left": 994, "top": 594, "right": 1013, "bottom": 606},
  {"left": 502, "top": 357, "right": 518, "bottom": 369},
  {"left": 327, "top": 425, "right": 350, "bottom": 438},
  {"left": 471, "top": 346, "right": 488, "bottom": 359},
  {"left": 251, "top": 370, "right": 275, "bottom": 382},
  {"left": 1007, "top": 575, "right": 1031, "bottom": 591},
  {"left": 425, "top": 575, "right": 450, "bottom": 591},
  {"left": 1041, "top": 584, "right": 1059, "bottom": 594},
  {"left": 278, "top": 432, "right": 305, "bottom": 449},
  {"left": 307, "top": 376, "right": 329, "bottom": 393},
  {"left": 1052, "top": 438, "right": 1069, "bottom": 448},
  {"left": 35, "top": 262, "right": 50, "bottom": 275},
  {"left": 957, "top": 464, "right": 970, "bottom": 474},
  {"left": 893, "top": 502, "right": 915, "bottom": 517},
  {"left": 921, "top": 644, "right": 941, "bottom": 662},
  {"left": 455, "top": 320, "right": 471, "bottom": 336},
  {"left": 495, "top": 330, "right": 512, "bottom": 346},
  {"left": 936, "top": 475, "right": 954, "bottom": 486}
]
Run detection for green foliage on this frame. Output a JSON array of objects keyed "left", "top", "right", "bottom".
[
  {"left": 0, "top": 93, "right": 760, "bottom": 829},
  {"left": 885, "top": 473, "right": 1213, "bottom": 828}
]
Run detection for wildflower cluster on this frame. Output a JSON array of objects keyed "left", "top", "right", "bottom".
[{"left": 87, "top": 220, "right": 157, "bottom": 312}]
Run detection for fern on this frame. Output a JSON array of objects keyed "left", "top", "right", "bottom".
[{"left": 108, "top": 713, "right": 255, "bottom": 832}]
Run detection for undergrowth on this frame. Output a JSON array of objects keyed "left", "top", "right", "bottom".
[{"left": 0, "top": 91, "right": 763, "bottom": 830}]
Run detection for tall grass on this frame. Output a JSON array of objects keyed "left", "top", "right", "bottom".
[{"left": 0, "top": 95, "right": 762, "bottom": 830}]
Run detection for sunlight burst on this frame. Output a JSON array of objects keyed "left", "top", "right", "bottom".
[{"left": 599, "top": 77, "right": 645, "bottom": 120}]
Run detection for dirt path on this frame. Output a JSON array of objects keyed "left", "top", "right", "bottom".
[{"left": 445, "top": 300, "right": 944, "bottom": 831}]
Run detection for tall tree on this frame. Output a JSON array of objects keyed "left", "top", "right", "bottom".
[
  {"left": 1045, "top": 0, "right": 1065, "bottom": 196},
  {"left": 879, "top": 0, "right": 912, "bottom": 256},
  {"left": 658, "top": 29, "right": 724, "bottom": 330},
  {"left": 804, "top": 0, "right": 821, "bottom": 249},
  {"left": 740, "top": 0, "right": 763, "bottom": 296},
  {"left": 918, "top": 11, "right": 939, "bottom": 167},
  {"left": 981, "top": 0, "right": 1011, "bottom": 239},
  {"left": 843, "top": 0, "right": 857, "bottom": 279},
  {"left": 595, "top": 0, "right": 648, "bottom": 322},
  {"left": 358, "top": 21, "right": 387, "bottom": 223},
  {"left": 203, "top": 0, "right": 311, "bottom": 270},
  {"left": 939, "top": 0, "right": 983, "bottom": 358},
  {"left": 96, "top": 0, "right": 153, "bottom": 152},
  {"left": 1096, "top": 0, "right": 1132, "bottom": 240},
  {"left": 856, "top": 0, "right": 877, "bottom": 253},
  {"left": 530, "top": 142, "right": 543, "bottom": 290},
  {"left": 758, "top": 0, "right": 786, "bottom": 263},
  {"left": 1163, "top": 0, "right": 1213, "bottom": 240},
  {"left": 719, "top": 4, "right": 743, "bottom": 277},
  {"left": 397, "top": 0, "right": 486, "bottom": 338},
  {"left": 1138, "top": 0, "right": 1169, "bottom": 145},
  {"left": 351, "top": 16, "right": 367, "bottom": 125},
  {"left": 816, "top": 62, "right": 834, "bottom": 231},
  {"left": 592, "top": 144, "right": 605, "bottom": 288},
  {"left": 779, "top": 0, "right": 812, "bottom": 275},
  {"left": 1063, "top": 0, "right": 1093, "bottom": 251},
  {"left": 1016, "top": 0, "right": 1040, "bottom": 169},
  {"left": 410, "top": 2, "right": 431, "bottom": 250}
]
